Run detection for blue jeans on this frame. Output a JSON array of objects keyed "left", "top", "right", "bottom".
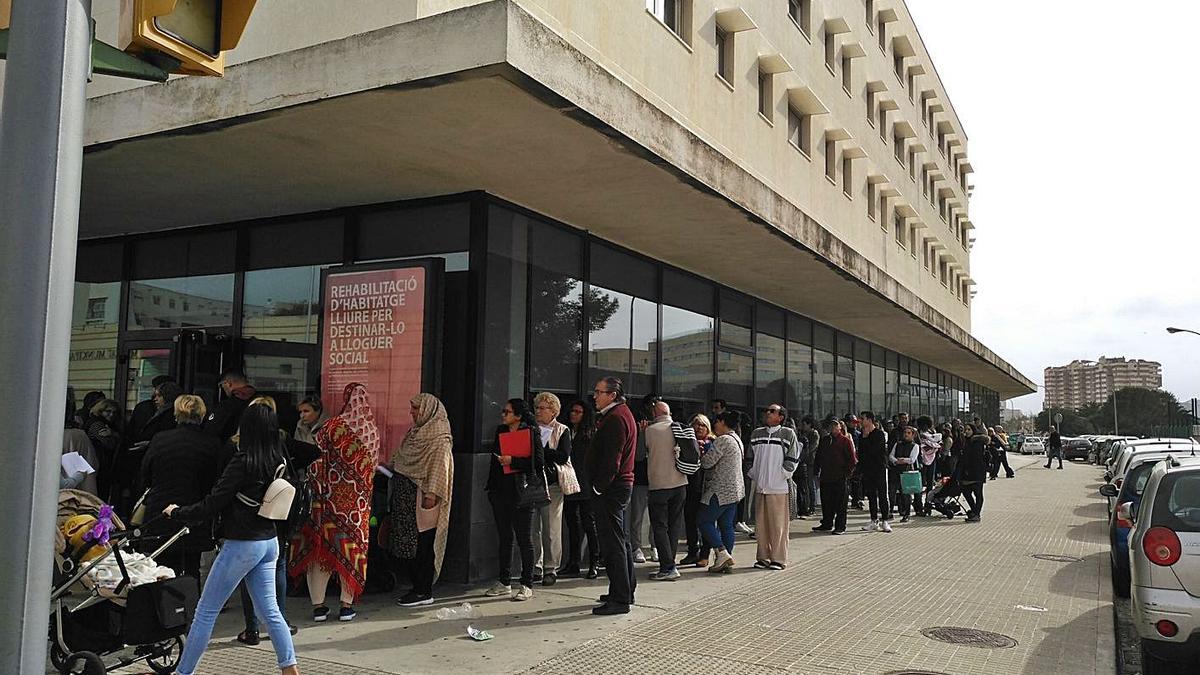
[
  {"left": 177, "top": 538, "right": 296, "bottom": 674},
  {"left": 698, "top": 495, "right": 737, "bottom": 553},
  {"left": 242, "top": 538, "right": 289, "bottom": 631}
]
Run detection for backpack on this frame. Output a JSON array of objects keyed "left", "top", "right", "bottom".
[
  {"left": 672, "top": 422, "right": 701, "bottom": 475},
  {"left": 236, "top": 463, "right": 296, "bottom": 520},
  {"left": 284, "top": 462, "right": 314, "bottom": 536}
]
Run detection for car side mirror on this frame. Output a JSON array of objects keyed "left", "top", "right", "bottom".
[{"left": 1099, "top": 484, "right": 1118, "bottom": 498}]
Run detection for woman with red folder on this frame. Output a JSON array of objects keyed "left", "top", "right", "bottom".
[{"left": 483, "top": 398, "right": 546, "bottom": 601}]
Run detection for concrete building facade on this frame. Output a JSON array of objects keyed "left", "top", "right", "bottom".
[
  {"left": 1044, "top": 357, "right": 1163, "bottom": 410},
  {"left": 2, "top": 0, "right": 1033, "bottom": 580}
]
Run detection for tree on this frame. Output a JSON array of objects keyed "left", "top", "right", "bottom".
[
  {"left": 1045, "top": 387, "right": 1199, "bottom": 437},
  {"left": 1035, "top": 409, "right": 1094, "bottom": 436},
  {"left": 528, "top": 273, "right": 619, "bottom": 389}
]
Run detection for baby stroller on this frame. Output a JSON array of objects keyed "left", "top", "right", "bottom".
[
  {"left": 926, "top": 476, "right": 968, "bottom": 519},
  {"left": 49, "top": 490, "right": 197, "bottom": 675}
]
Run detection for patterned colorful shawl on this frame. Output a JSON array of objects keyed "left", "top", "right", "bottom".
[{"left": 290, "top": 383, "right": 379, "bottom": 599}]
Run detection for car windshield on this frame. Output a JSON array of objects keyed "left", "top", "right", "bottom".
[
  {"left": 1152, "top": 471, "right": 1200, "bottom": 532},
  {"left": 1123, "top": 463, "right": 1157, "bottom": 499}
]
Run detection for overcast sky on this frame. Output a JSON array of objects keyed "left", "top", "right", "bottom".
[{"left": 906, "top": 0, "right": 1200, "bottom": 412}]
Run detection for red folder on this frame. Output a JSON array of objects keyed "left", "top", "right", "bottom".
[{"left": 499, "top": 429, "right": 532, "bottom": 475}]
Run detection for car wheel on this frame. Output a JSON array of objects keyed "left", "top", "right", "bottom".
[
  {"left": 1140, "top": 640, "right": 1181, "bottom": 675},
  {"left": 1110, "top": 560, "right": 1130, "bottom": 598}
]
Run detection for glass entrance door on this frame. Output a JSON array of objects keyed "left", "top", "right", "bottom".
[{"left": 124, "top": 347, "right": 173, "bottom": 414}]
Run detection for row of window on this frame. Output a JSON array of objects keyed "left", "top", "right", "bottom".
[{"left": 647, "top": 1, "right": 972, "bottom": 308}]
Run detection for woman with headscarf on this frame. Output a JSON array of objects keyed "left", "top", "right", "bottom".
[
  {"left": 62, "top": 395, "right": 99, "bottom": 495},
  {"left": 290, "top": 383, "right": 378, "bottom": 623},
  {"left": 84, "top": 398, "right": 123, "bottom": 502},
  {"left": 389, "top": 393, "right": 454, "bottom": 607}
]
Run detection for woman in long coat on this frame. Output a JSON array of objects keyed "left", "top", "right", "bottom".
[{"left": 390, "top": 393, "right": 454, "bottom": 607}]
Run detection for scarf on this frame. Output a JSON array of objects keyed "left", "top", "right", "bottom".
[
  {"left": 391, "top": 393, "right": 454, "bottom": 582},
  {"left": 289, "top": 383, "right": 378, "bottom": 599}
]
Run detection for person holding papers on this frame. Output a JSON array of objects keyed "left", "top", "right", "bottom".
[
  {"left": 62, "top": 395, "right": 99, "bottom": 495},
  {"left": 484, "top": 398, "right": 546, "bottom": 602}
]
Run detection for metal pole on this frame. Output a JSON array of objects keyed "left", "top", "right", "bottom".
[
  {"left": 0, "top": 0, "right": 92, "bottom": 670},
  {"left": 1112, "top": 388, "right": 1119, "bottom": 435}
]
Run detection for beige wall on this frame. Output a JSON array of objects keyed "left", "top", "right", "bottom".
[{"left": 1, "top": 0, "right": 974, "bottom": 326}]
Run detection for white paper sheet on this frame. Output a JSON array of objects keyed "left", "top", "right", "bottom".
[{"left": 61, "top": 451, "right": 95, "bottom": 475}]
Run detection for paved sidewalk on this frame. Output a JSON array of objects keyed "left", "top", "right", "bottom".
[{"left": 99, "top": 453, "right": 1113, "bottom": 674}]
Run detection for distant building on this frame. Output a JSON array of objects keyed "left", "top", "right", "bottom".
[{"left": 1044, "top": 357, "right": 1162, "bottom": 410}]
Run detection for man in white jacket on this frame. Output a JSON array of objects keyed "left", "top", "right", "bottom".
[{"left": 746, "top": 405, "right": 800, "bottom": 570}]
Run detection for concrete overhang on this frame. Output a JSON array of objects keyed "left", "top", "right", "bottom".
[
  {"left": 823, "top": 17, "right": 852, "bottom": 35},
  {"left": 879, "top": 98, "right": 900, "bottom": 112},
  {"left": 927, "top": 101, "right": 945, "bottom": 114},
  {"left": 878, "top": 8, "right": 899, "bottom": 23},
  {"left": 908, "top": 141, "right": 927, "bottom": 153},
  {"left": 960, "top": 161, "right": 975, "bottom": 174},
  {"left": 840, "top": 42, "right": 867, "bottom": 59},
  {"left": 75, "top": 0, "right": 1033, "bottom": 398},
  {"left": 758, "top": 52, "right": 793, "bottom": 75},
  {"left": 867, "top": 80, "right": 889, "bottom": 93},
  {"left": 896, "top": 204, "right": 920, "bottom": 218},
  {"left": 893, "top": 120, "right": 917, "bottom": 138},
  {"left": 786, "top": 86, "right": 829, "bottom": 115},
  {"left": 962, "top": 219, "right": 976, "bottom": 230},
  {"left": 907, "top": 64, "right": 927, "bottom": 77},
  {"left": 892, "top": 36, "right": 917, "bottom": 58},
  {"left": 715, "top": 7, "right": 757, "bottom": 32}
]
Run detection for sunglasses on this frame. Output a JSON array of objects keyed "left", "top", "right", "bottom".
[{"left": 592, "top": 389, "right": 611, "bottom": 396}]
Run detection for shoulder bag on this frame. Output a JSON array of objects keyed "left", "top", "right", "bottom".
[{"left": 237, "top": 463, "right": 297, "bottom": 520}]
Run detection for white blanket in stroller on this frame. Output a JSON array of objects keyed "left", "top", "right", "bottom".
[{"left": 87, "top": 551, "right": 176, "bottom": 591}]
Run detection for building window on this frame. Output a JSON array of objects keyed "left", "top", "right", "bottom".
[
  {"left": 878, "top": 107, "right": 887, "bottom": 140},
  {"left": 908, "top": 147, "right": 918, "bottom": 180},
  {"left": 906, "top": 70, "right": 917, "bottom": 100},
  {"left": 789, "top": 0, "right": 811, "bottom": 39},
  {"left": 921, "top": 165, "right": 930, "bottom": 196},
  {"left": 922, "top": 241, "right": 930, "bottom": 270},
  {"left": 879, "top": 192, "right": 888, "bottom": 230},
  {"left": 894, "top": 52, "right": 905, "bottom": 80},
  {"left": 824, "top": 30, "right": 836, "bottom": 74},
  {"left": 758, "top": 69, "right": 773, "bottom": 121},
  {"left": 909, "top": 225, "right": 918, "bottom": 257},
  {"left": 866, "top": 182, "right": 876, "bottom": 220},
  {"left": 647, "top": 0, "right": 690, "bottom": 43},
  {"left": 894, "top": 213, "right": 905, "bottom": 247},
  {"left": 842, "top": 155, "right": 853, "bottom": 199},
  {"left": 865, "top": 0, "right": 874, "bottom": 28},
  {"left": 877, "top": 16, "right": 887, "bottom": 51},
  {"left": 824, "top": 139, "right": 837, "bottom": 182},
  {"left": 865, "top": 88, "right": 876, "bottom": 124},
  {"left": 841, "top": 55, "right": 852, "bottom": 94},
  {"left": 716, "top": 26, "right": 733, "bottom": 85},
  {"left": 939, "top": 260, "right": 948, "bottom": 286},
  {"left": 893, "top": 131, "right": 905, "bottom": 164},
  {"left": 787, "top": 106, "right": 811, "bottom": 156}
]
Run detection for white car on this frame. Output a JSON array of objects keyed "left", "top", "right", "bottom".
[
  {"left": 1110, "top": 439, "right": 1200, "bottom": 486},
  {"left": 1021, "top": 436, "right": 1045, "bottom": 455},
  {"left": 1128, "top": 456, "right": 1200, "bottom": 673}
]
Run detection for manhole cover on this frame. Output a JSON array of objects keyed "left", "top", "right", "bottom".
[
  {"left": 920, "top": 626, "right": 1018, "bottom": 649},
  {"left": 1030, "top": 553, "right": 1082, "bottom": 563},
  {"left": 883, "top": 671, "right": 953, "bottom": 675}
]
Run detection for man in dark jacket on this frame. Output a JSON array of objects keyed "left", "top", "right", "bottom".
[
  {"left": 857, "top": 412, "right": 892, "bottom": 533},
  {"left": 793, "top": 416, "right": 820, "bottom": 517},
  {"left": 205, "top": 370, "right": 257, "bottom": 443},
  {"left": 1044, "top": 427, "right": 1063, "bottom": 470},
  {"left": 813, "top": 418, "right": 856, "bottom": 534},
  {"left": 589, "top": 377, "right": 637, "bottom": 615}
]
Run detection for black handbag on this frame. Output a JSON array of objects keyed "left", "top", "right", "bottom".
[{"left": 517, "top": 468, "right": 550, "bottom": 508}]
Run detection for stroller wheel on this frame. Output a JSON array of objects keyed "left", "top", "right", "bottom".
[
  {"left": 146, "top": 636, "right": 184, "bottom": 674},
  {"left": 59, "top": 651, "right": 105, "bottom": 675},
  {"left": 49, "top": 642, "right": 69, "bottom": 671}
]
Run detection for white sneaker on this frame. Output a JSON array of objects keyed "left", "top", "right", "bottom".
[
  {"left": 880, "top": 520, "right": 893, "bottom": 533},
  {"left": 649, "top": 549, "right": 659, "bottom": 563},
  {"left": 861, "top": 521, "right": 879, "bottom": 532},
  {"left": 708, "top": 549, "right": 733, "bottom": 572},
  {"left": 633, "top": 548, "right": 647, "bottom": 564},
  {"left": 512, "top": 585, "right": 533, "bottom": 601},
  {"left": 484, "top": 582, "right": 511, "bottom": 597},
  {"left": 735, "top": 521, "right": 753, "bottom": 535}
]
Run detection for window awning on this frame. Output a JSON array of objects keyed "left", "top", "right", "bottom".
[
  {"left": 841, "top": 42, "right": 867, "bottom": 60},
  {"left": 823, "top": 126, "right": 853, "bottom": 143},
  {"left": 867, "top": 80, "right": 889, "bottom": 93},
  {"left": 877, "top": 8, "right": 899, "bottom": 23},
  {"left": 879, "top": 98, "right": 900, "bottom": 112},
  {"left": 947, "top": 137, "right": 963, "bottom": 150},
  {"left": 962, "top": 218, "right": 975, "bottom": 230},
  {"left": 896, "top": 204, "right": 920, "bottom": 218},
  {"left": 959, "top": 161, "right": 975, "bottom": 175},
  {"left": 963, "top": 276, "right": 977, "bottom": 286},
  {"left": 930, "top": 241, "right": 948, "bottom": 251},
  {"left": 937, "top": 185, "right": 956, "bottom": 197},
  {"left": 892, "top": 35, "right": 916, "bottom": 58},
  {"left": 907, "top": 64, "right": 927, "bottom": 77},
  {"left": 936, "top": 119, "right": 955, "bottom": 134},
  {"left": 927, "top": 101, "right": 945, "bottom": 114},
  {"left": 867, "top": 173, "right": 892, "bottom": 185},
  {"left": 823, "top": 17, "right": 852, "bottom": 35},
  {"left": 758, "top": 52, "right": 793, "bottom": 74},
  {"left": 893, "top": 120, "right": 917, "bottom": 139},
  {"left": 908, "top": 141, "right": 927, "bottom": 154},
  {"left": 880, "top": 184, "right": 902, "bottom": 198},
  {"left": 715, "top": 7, "right": 757, "bottom": 32},
  {"left": 786, "top": 86, "right": 829, "bottom": 114}
]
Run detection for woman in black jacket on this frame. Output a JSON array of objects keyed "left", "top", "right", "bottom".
[
  {"left": 958, "top": 423, "right": 989, "bottom": 523},
  {"left": 164, "top": 403, "right": 299, "bottom": 675},
  {"left": 483, "top": 398, "right": 546, "bottom": 602},
  {"left": 138, "top": 394, "right": 222, "bottom": 586},
  {"left": 560, "top": 400, "right": 599, "bottom": 579}
]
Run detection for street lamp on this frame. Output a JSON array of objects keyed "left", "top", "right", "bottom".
[{"left": 1167, "top": 326, "right": 1200, "bottom": 337}]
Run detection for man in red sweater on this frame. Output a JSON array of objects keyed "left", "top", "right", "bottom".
[
  {"left": 812, "top": 418, "right": 857, "bottom": 535},
  {"left": 587, "top": 377, "right": 638, "bottom": 615}
]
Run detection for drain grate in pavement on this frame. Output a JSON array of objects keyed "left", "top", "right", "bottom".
[
  {"left": 883, "top": 671, "right": 953, "bottom": 675},
  {"left": 920, "top": 626, "right": 1018, "bottom": 649},
  {"left": 1030, "top": 553, "right": 1083, "bottom": 563}
]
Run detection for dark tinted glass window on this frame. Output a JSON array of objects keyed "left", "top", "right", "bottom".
[
  {"left": 590, "top": 243, "right": 656, "bottom": 300},
  {"left": 756, "top": 333, "right": 786, "bottom": 411},
  {"left": 247, "top": 218, "right": 343, "bottom": 270},
  {"left": 787, "top": 339, "right": 813, "bottom": 415},
  {"left": 131, "top": 229, "right": 236, "bottom": 278},
  {"left": 663, "top": 269, "right": 714, "bottom": 316},
  {"left": 480, "top": 207, "right": 528, "bottom": 442},
  {"left": 662, "top": 305, "right": 713, "bottom": 403},
  {"left": 356, "top": 203, "right": 469, "bottom": 262},
  {"left": 77, "top": 241, "right": 123, "bottom": 282}
]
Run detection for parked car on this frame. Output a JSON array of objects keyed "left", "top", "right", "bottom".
[
  {"left": 1111, "top": 439, "right": 1200, "bottom": 486},
  {"left": 1062, "top": 438, "right": 1094, "bottom": 462},
  {"left": 1021, "top": 436, "right": 1045, "bottom": 455},
  {"left": 1102, "top": 452, "right": 1181, "bottom": 597},
  {"left": 1128, "top": 456, "right": 1200, "bottom": 673}
]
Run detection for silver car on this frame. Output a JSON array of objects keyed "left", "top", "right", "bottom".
[{"left": 1128, "top": 456, "right": 1200, "bottom": 673}]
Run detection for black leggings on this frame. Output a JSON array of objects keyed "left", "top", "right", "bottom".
[
  {"left": 962, "top": 482, "right": 984, "bottom": 517},
  {"left": 862, "top": 472, "right": 890, "bottom": 521},
  {"left": 562, "top": 498, "right": 599, "bottom": 569},
  {"left": 491, "top": 499, "right": 535, "bottom": 588}
]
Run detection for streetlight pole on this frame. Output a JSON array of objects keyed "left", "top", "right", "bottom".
[
  {"left": 0, "top": 0, "right": 92, "bottom": 670},
  {"left": 1112, "top": 388, "right": 1119, "bottom": 435},
  {"left": 1167, "top": 326, "right": 1200, "bottom": 337}
]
